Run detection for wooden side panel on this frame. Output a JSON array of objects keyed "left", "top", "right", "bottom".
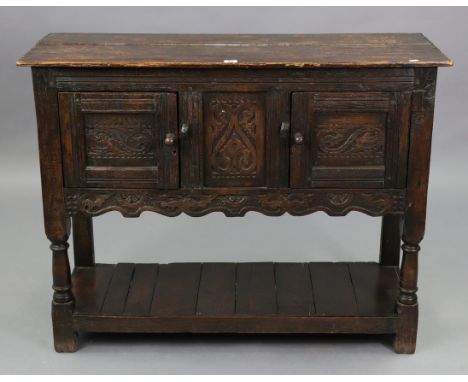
[
  {"left": 236, "top": 263, "right": 276, "bottom": 315},
  {"left": 309, "top": 263, "right": 358, "bottom": 316},
  {"left": 196, "top": 263, "right": 237, "bottom": 315},
  {"left": 275, "top": 263, "right": 314, "bottom": 316},
  {"left": 150, "top": 263, "right": 201, "bottom": 316}
]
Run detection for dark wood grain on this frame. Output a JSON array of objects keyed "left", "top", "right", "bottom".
[
  {"left": 290, "top": 92, "right": 308, "bottom": 188},
  {"left": 72, "top": 262, "right": 400, "bottom": 319},
  {"left": 72, "top": 212, "right": 95, "bottom": 267},
  {"left": 73, "top": 315, "right": 397, "bottom": 334},
  {"left": 380, "top": 214, "right": 403, "bottom": 266},
  {"left": 179, "top": 91, "right": 202, "bottom": 188},
  {"left": 394, "top": 68, "right": 438, "bottom": 354},
  {"left": 275, "top": 263, "right": 314, "bottom": 316},
  {"left": 291, "top": 91, "right": 408, "bottom": 189},
  {"left": 196, "top": 263, "right": 236, "bottom": 315},
  {"left": 236, "top": 263, "right": 277, "bottom": 315},
  {"left": 72, "top": 264, "right": 114, "bottom": 315},
  {"left": 33, "top": 68, "right": 76, "bottom": 352},
  {"left": 71, "top": 262, "right": 400, "bottom": 334},
  {"left": 17, "top": 33, "right": 452, "bottom": 68},
  {"left": 52, "top": 67, "right": 417, "bottom": 92},
  {"left": 64, "top": 188, "right": 406, "bottom": 218},
  {"left": 100, "top": 263, "right": 134, "bottom": 315},
  {"left": 266, "top": 91, "right": 290, "bottom": 187},
  {"left": 124, "top": 264, "right": 159, "bottom": 316},
  {"left": 309, "top": 263, "right": 358, "bottom": 316},
  {"left": 150, "top": 263, "right": 201, "bottom": 316},
  {"left": 202, "top": 92, "right": 266, "bottom": 187},
  {"left": 348, "top": 263, "right": 399, "bottom": 316},
  {"left": 58, "top": 92, "right": 179, "bottom": 189}
]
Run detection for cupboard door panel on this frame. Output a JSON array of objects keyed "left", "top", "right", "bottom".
[
  {"left": 291, "top": 92, "right": 409, "bottom": 189},
  {"left": 203, "top": 92, "right": 266, "bottom": 188},
  {"left": 59, "top": 92, "right": 179, "bottom": 188}
]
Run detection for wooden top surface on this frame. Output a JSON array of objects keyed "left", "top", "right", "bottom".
[{"left": 17, "top": 33, "right": 452, "bottom": 68}]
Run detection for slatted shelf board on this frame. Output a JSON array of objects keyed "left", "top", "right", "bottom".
[{"left": 71, "top": 262, "right": 400, "bottom": 334}]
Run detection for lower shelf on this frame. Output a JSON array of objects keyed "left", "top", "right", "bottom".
[{"left": 71, "top": 262, "right": 400, "bottom": 334}]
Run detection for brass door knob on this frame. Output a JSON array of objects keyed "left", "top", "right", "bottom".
[
  {"left": 164, "top": 133, "right": 176, "bottom": 146},
  {"left": 294, "top": 132, "right": 304, "bottom": 145}
]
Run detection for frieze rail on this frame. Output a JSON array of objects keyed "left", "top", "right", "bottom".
[{"left": 64, "top": 188, "right": 406, "bottom": 218}]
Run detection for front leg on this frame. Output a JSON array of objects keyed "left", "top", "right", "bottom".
[
  {"left": 32, "top": 68, "right": 77, "bottom": 352},
  {"left": 50, "top": 222, "right": 77, "bottom": 353},
  {"left": 394, "top": 68, "right": 437, "bottom": 354}
]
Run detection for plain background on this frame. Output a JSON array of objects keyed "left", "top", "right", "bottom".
[{"left": 0, "top": 6, "right": 467, "bottom": 374}]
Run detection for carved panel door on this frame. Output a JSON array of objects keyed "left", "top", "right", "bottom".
[
  {"left": 199, "top": 92, "right": 288, "bottom": 188},
  {"left": 59, "top": 92, "right": 179, "bottom": 188},
  {"left": 290, "top": 92, "right": 410, "bottom": 189}
]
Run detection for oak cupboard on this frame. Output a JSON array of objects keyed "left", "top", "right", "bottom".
[{"left": 17, "top": 33, "right": 452, "bottom": 353}]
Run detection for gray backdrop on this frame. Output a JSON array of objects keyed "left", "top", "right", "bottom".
[{"left": 0, "top": 6, "right": 467, "bottom": 374}]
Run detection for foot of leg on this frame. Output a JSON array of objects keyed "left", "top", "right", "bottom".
[
  {"left": 394, "top": 303, "right": 418, "bottom": 353},
  {"left": 52, "top": 300, "right": 78, "bottom": 353}
]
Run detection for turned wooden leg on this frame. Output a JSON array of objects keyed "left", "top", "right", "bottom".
[
  {"left": 50, "top": 224, "right": 78, "bottom": 353},
  {"left": 379, "top": 214, "right": 403, "bottom": 266},
  {"left": 394, "top": 238, "right": 419, "bottom": 353},
  {"left": 33, "top": 69, "right": 78, "bottom": 352},
  {"left": 392, "top": 68, "right": 437, "bottom": 353},
  {"left": 73, "top": 212, "right": 95, "bottom": 267}
]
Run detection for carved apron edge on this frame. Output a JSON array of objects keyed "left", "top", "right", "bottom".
[{"left": 64, "top": 189, "right": 406, "bottom": 218}]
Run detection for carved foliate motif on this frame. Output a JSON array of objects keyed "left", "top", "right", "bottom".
[
  {"left": 65, "top": 189, "right": 405, "bottom": 218},
  {"left": 85, "top": 114, "right": 156, "bottom": 160},
  {"left": 317, "top": 127, "right": 385, "bottom": 160},
  {"left": 314, "top": 112, "right": 386, "bottom": 165},
  {"left": 205, "top": 93, "right": 265, "bottom": 185},
  {"left": 327, "top": 192, "right": 354, "bottom": 207}
]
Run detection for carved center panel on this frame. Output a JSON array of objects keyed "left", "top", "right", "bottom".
[
  {"left": 204, "top": 93, "right": 266, "bottom": 187},
  {"left": 84, "top": 113, "right": 156, "bottom": 166}
]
